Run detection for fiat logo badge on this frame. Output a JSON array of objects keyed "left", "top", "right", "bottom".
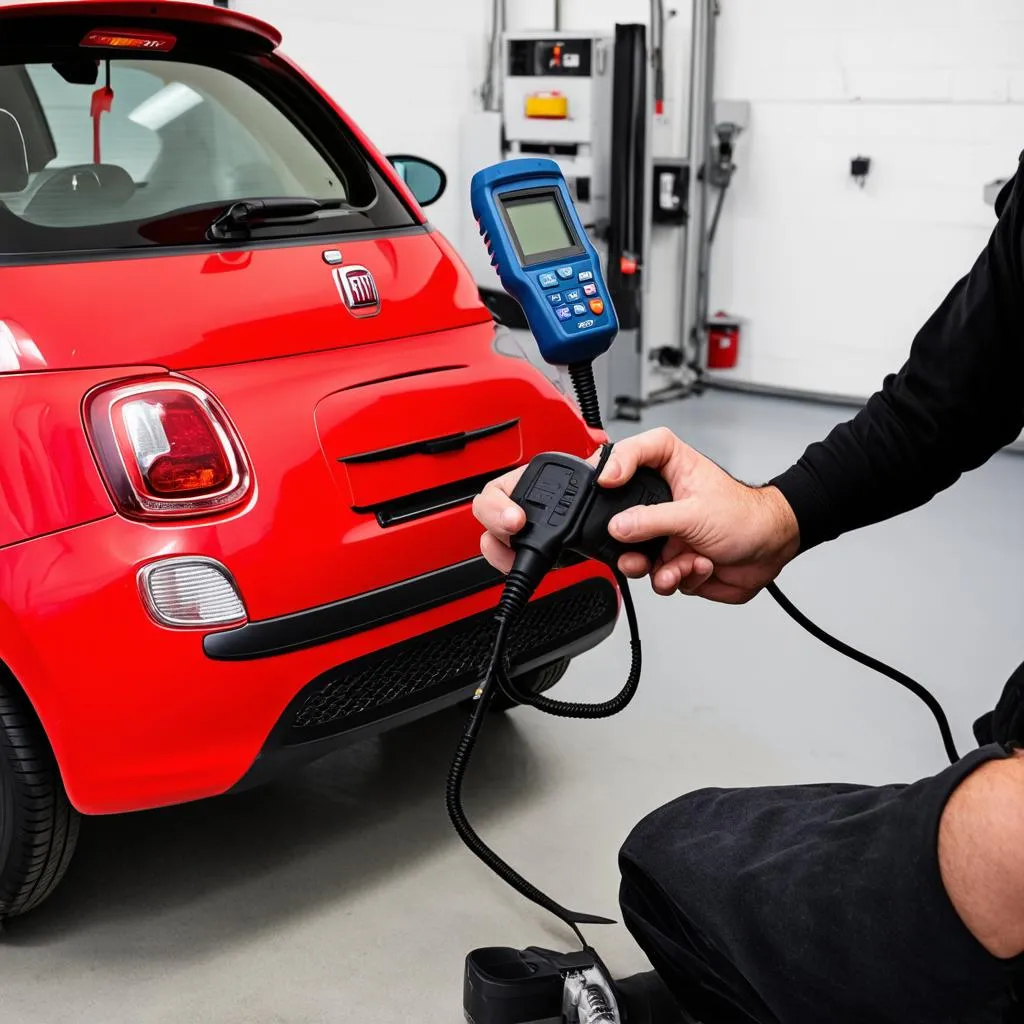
[{"left": 334, "top": 266, "right": 381, "bottom": 319}]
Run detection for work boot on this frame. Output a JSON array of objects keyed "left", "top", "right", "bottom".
[{"left": 615, "top": 971, "right": 699, "bottom": 1023}]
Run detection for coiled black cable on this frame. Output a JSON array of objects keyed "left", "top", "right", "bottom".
[
  {"left": 449, "top": 418, "right": 960, "bottom": 952},
  {"left": 497, "top": 566, "right": 641, "bottom": 720},
  {"left": 447, "top": 572, "right": 960, "bottom": 951},
  {"left": 444, "top": 579, "right": 638, "bottom": 949},
  {"left": 765, "top": 582, "right": 960, "bottom": 765},
  {"left": 568, "top": 362, "right": 603, "bottom": 431}
]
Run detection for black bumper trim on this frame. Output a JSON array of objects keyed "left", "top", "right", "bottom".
[
  {"left": 227, "top": 577, "right": 617, "bottom": 793},
  {"left": 204, "top": 556, "right": 505, "bottom": 661}
]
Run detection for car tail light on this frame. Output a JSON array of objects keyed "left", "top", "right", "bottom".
[
  {"left": 81, "top": 29, "right": 177, "bottom": 53},
  {"left": 139, "top": 558, "right": 246, "bottom": 628},
  {"left": 86, "top": 380, "right": 251, "bottom": 519}
]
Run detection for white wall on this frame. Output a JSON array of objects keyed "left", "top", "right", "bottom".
[{"left": 708, "top": 0, "right": 1024, "bottom": 398}]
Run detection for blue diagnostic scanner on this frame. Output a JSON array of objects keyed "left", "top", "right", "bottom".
[{"left": 471, "top": 158, "right": 618, "bottom": 367}]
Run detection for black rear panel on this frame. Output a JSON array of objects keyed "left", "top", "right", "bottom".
[{"left": 276, "top": 578, "right": 617, "bottom": 744}]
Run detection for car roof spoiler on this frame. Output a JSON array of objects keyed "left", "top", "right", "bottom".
[{"left": 0, "top": 1, "right": 282, "bottom": 54}]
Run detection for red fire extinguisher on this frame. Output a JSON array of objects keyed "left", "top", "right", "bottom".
[{"left": 706, "top": 312, "right": 742, "bottom": 370}]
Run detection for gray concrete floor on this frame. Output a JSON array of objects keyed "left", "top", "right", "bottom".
[{"left": 4, "top": 390, "right": 1024, "bottom": 1023}]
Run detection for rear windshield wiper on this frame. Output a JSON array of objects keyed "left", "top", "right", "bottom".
[{"left": 207, "top": 197, "right": 333, "bottom": 241}]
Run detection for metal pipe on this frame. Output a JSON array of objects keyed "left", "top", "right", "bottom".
[
  {"left": 480, "top": 0, "right": 505, "bottom": 112},
  {"left": 678, "top": 0, "right": 707, "bottom": 374},
  {"left": 554, "top": 0, "right": 562, "bottom": 31},
  {"left": 650, "top": 0, "right": 665, "bottom": 110},
  {"left": 694, "top": 0, "right": 719, "bottom": 367}
]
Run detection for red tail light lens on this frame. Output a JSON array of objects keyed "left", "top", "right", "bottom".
[
  {"left": 86, "top": 380, "right": 251, "bottom": 519},
  {"left": 81, "top": 29, "right": 177, "bottom": 53}
]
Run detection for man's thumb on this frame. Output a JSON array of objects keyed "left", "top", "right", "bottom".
[{"left": 608, "top": 501, "right": 693, "bottom": 543}]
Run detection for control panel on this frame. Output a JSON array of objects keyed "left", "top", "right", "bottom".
[{"left": 470, "top": 157, "right": 618, "bottom": 366}]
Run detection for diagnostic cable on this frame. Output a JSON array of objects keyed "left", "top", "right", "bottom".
[{"left": 453, "top": 158, "right": 959, "bottom": 1022}]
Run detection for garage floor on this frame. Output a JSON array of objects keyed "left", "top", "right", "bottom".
[{"left": 5, "top": 390, "right": 1024, "bottom": 1023}]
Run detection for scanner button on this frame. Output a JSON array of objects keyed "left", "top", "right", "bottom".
[
  {"left": 589, "top": 299, "right": 605, "bottom": 315},
  {"left": 538, "top": 272, "right": 559, "bottom": 288},
  {"left": 557, "top": 266, "right": 575, "bottom": 279},
  {"left": 565, "top": 289, "right": 581, "bottom": 302},
  {"left": 572, "top": 303, "right": 587, "bottom": 316},
  {"left": 555, "top": 305, "right": 572, "bottom": 321},
  {"left": 548, "top": 292, "right": 563, "bottom": 305},
  {"left": 578, "top": 270, "right": 594, "bottom": 282},
  {"left": 583, "top": 283, "right": 598, "bottom": 297}
]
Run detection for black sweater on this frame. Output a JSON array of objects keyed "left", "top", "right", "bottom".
[{"left": 772, "top": 159, "right": 1024, "bottom": 550}]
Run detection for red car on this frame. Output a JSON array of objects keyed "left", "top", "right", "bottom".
[{"left": 0, "top": 1, "right": 616, "bottom": 919}]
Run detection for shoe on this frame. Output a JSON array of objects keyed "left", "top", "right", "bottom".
[{"left": 614, "top": 971, "right": 700, "bottom": 1023}]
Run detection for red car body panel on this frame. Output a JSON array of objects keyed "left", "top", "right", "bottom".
[
  {"left": 0, "top": 368, "right": 120, "bottom": 547},
  {"left": 0, "top": 1, "right": 614, "bottom": 817},
  {"left": 0, "top": 233, "right": 488, "bottom": 373}
]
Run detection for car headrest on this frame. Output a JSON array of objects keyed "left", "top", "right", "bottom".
[
  {"left": 23, "top": 163, "right": 136, "bottom": 223},
  {"left": 0, "top": 109, "right": 29, "bottom": 193}
]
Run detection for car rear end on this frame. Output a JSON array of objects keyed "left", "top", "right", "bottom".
[{"left": 0, "top": 1, "right": 617, "bottom": 818}]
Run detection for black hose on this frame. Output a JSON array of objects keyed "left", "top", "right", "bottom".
[
  {"left": 498, "top": 567, "right": 641, "bottom": 720},
  {"left": 766, "top": 582, "right": 960, "bottom": 765},
  {"left": 568, "top": 362, "right": 604, "bottom": 431},
  {"left": 446, "top": 470, "right": 960, "bottom": 952},
  {"left": 445, "top": 587, "right": 628, "bottom": 948},
  {"left": 707, "top": 184, "right": 728, "bottom": 248}
]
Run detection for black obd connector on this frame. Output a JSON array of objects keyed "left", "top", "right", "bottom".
[{"left": 507, "top": 451, "right": 672, "bottom": 613}]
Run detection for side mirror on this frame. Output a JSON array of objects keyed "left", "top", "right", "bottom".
[
  {"left": 387, "top": 154, "right": 447, "bottom": 208},
  {"left": 0, "top": 109, "right": 29, "bottom": 192}
]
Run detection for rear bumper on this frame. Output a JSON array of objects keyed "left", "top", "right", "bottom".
[
  {"left": 230, "top": 575, "right": 617, "bottom": 792},
  {"left": 0, "top": 514, "right": 615, "bottom": 816},
  {"left": 206, "top": 555, "right": 532, "bottom": 661}
]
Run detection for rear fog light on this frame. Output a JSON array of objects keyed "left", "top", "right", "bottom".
[{"left": 139, "top": 558, "right": 246, "bottom": 628}]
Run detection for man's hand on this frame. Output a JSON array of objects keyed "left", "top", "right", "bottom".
[{"left": 473, "top": 427, "right": 801, "bottom": 604}]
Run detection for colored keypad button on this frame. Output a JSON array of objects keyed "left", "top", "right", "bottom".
[
  {"left": 555, "top": 306, "right": 572, "bottom": 320},
  {"left": 583, "top": 283, "right": 597, "bottom": 297},
  {"left": 565, "top": 289, "right": 581, "bottom": 302},
  {"left": 572, "top": 303, "right": 587, "bottom": 316},
  {"left": 578, "top": 270, "right": 594, "bottom": 282},
  {"left": 557, "top": 266, "right": 575, "bottom": 279},
  {"left": 548, "top": 293, "right": 563, "bottom": 305},
  {"left": 539, "top": 272, "right": 559, "bottom": 288},
  {"left": 589, "top": 298, "right": 605, "bottom": 315}
]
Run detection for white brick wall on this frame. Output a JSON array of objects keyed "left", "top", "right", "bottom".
[{"left": 709, "top": 0, "right": 1024, "bottom": 396}]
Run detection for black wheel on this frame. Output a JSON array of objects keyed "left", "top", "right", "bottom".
[
  {"left": 0, "top": 678, "right": 79, "bottom": 921},
  {"left": 489, "top": 657, "right": 571, "bottom": 712}
]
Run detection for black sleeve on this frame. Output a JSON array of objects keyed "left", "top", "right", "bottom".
[{"left": 771, "top": 163, "right": 1024, "bottom": 551}]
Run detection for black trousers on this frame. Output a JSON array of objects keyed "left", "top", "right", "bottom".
[{"left": 619, "top": 745, "right": 1024, "bottom": 1023}]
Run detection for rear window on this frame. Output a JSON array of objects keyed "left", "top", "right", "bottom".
[{"left": 0, "top": 55, "right": 414, "bottom": 258}]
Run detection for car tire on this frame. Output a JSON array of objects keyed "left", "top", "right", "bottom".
[
  {"left": 0, "top": 680, "right": 79, "bottom": 921},
  {"left": 489, "top": 657, "right": 571, "bottom": 712}
]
